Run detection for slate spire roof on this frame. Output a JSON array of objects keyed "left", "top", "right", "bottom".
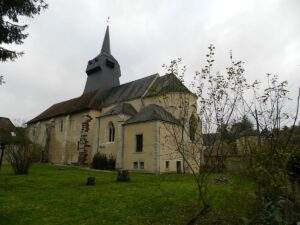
[
  {"left": 84, "top": 25, "right": 121, "bottom": 93},
  {"left": 100, "top": 26, "right": 110, "bottom": 54}
]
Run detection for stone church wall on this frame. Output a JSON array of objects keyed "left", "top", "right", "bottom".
[
  {"left": 123, "top": 121, "right": 158, "bottom": 172},
  {"left": 158, "top": 122, "right": 183, "bottom": 173},
  {"left": 27, "top": 92, "right": 202, "bottom": 173},
  {"left": 27, "top": 110, "right": 100, "bottom": 165}
]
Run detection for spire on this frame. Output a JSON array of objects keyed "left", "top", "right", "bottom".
[{"left": 101, "top": 26, "right": 111, "bottom": 54}]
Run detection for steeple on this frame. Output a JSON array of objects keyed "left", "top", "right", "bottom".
[
  {"left": 101, "top": 26, "right": 110, "bottom": 54},
  {"left": 83, "top": 25, "right": 121, "bottom": 94}
]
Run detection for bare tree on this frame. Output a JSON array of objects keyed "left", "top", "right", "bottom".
[
  {"left": 238, "top": 74, "right": 300, "bottom": 224},
  {"left": 158, "top": 45, "right": 248, "bottom": 217}
]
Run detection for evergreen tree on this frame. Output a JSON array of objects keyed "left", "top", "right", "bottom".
[
  {"left": 0, "top": 0, "right": 48, "bottom": 62},
  {"left": 230, "top": 115, "right": 254, "bottom": 139}
]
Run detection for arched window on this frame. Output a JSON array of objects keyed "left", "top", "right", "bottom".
[
  {"left": 189, "top": 113, "right": 197, "bottom": 142},
  {"left": 108, "top": 122, "right": 115, "bottom": 142}
]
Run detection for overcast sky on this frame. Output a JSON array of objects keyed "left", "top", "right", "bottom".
[{"left": 1, "top": 0, "right": 300, "bottom": 125}]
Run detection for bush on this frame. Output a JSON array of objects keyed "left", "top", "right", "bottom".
[
  {"left": 107, "top": 155, "right": 116, "bottom": 170},
  {"left": 6, "top": 143, "right": 35, "bottom": 175},
  {"left": 91, "top": 153, "right": 115, "bottom": 170},
  {"left": 287, "top": 150, "right": 300, "bottom": 182}
]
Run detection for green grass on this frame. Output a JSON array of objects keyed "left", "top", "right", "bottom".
[{"left": 0, "top": 164, "right": 255, "bottom": 225}]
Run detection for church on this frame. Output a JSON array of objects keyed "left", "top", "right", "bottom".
[{"left": 27, "top": 26, "right": 200, "bottom": 173}]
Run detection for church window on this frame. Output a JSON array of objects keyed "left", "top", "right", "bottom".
[
  {"left": 189, "top": 114, "right": 197, "bottom": 142},
  {"left": 139, "top": 161, "right": 144, "bottom": 170},
  {"left": 133, "top": 161, "right": 138, "bottom": 169},
  {"left": 108, "top": 122, "right": 115, "bottom": 142},
  {"left": 136, "top": 134, "right": 143, "bottom": 152},
  {"left": 165, "top": 161, "right": 170, "bottom": 170}
]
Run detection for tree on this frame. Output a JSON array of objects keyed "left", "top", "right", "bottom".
[
  {"left": 0, "top": 0, "right": 48, "bottom": 62},
  {"left": 239, "top": 74, "right": 300, "bottom": 224},
  {"left": 159, "top": 45, "right": 248, "bottom": 219}
]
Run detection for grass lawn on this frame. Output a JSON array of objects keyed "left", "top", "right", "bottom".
[{"left": 0, "top": 164, "right": 255, "bottom": 225}]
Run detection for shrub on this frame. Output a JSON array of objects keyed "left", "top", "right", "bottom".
[
  {"left": 91, "top": 153, "right": 107, "bottom": 170},
  {"left": 107, "top": 155, "right": 116, "bottom": 170},
  {"left": 91, "top": 153, "right": 116, "bottom": 170},
  {"left": 6, "top": 143, "right": 34, "bottom": 175},
  {"left": 287, "top": 150, "right": 300, "bottom": 182}
]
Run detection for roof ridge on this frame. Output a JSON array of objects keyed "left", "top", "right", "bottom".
[{"left": 113, "top": 73, "right": 158, "bottom": 89}]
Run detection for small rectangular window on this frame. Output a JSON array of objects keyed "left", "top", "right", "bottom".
[
  {"left": 165, "top": 161, "right": 169, "bottom": 170},
  {"left": 133, "top": 161, "right": 138, "bottom": 169},
  {"left": 136, "top": 134, "right": 143, "bottom": 152},
  {"left": 139, "top": 161, "right": 144, "bottom": 170}
]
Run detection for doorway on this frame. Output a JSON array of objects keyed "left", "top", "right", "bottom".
[{"left": 176, "top": 161, "right": 182, "bottom": 173}]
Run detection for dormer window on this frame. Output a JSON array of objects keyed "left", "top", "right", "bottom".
[{"left": 106, "top": 59, "right": 115, "bottom": 68}]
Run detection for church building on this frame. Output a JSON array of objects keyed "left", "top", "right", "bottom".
[{"left": 27, "top": 26, "right": 200, "bottom": 173}]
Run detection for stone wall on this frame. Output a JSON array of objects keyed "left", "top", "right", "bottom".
[
  {"left": 123, "top": 121, "right": 158, "bottom": 172},
  {"left": 27, "top": 92, "right": 202, "bottom": 173},
  {"left": 27, "top": 110, "right": 100, "bottom": 165}
]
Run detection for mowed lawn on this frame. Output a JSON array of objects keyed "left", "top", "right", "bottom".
[{"left": 0, "top": 164, "right": 255, "bottom": 225}]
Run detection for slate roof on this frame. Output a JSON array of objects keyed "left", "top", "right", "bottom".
[
  {"left": 100, "top": 103, "right": 137, "bottom": 118},
  {"left": 124, "top": 104, "right": 180, "bottom": 125},
  {"left": 0, "top": 117, "right": 16, "bottom": 143},
  {"left": 28, "top": 90, "right": 99, "bottom": 124},
  {"left": 28, "top": 73, "right": 193, "bottom": 124},
  {"left": 146, "top": 73, "right": 191, "bottom": 97}
]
